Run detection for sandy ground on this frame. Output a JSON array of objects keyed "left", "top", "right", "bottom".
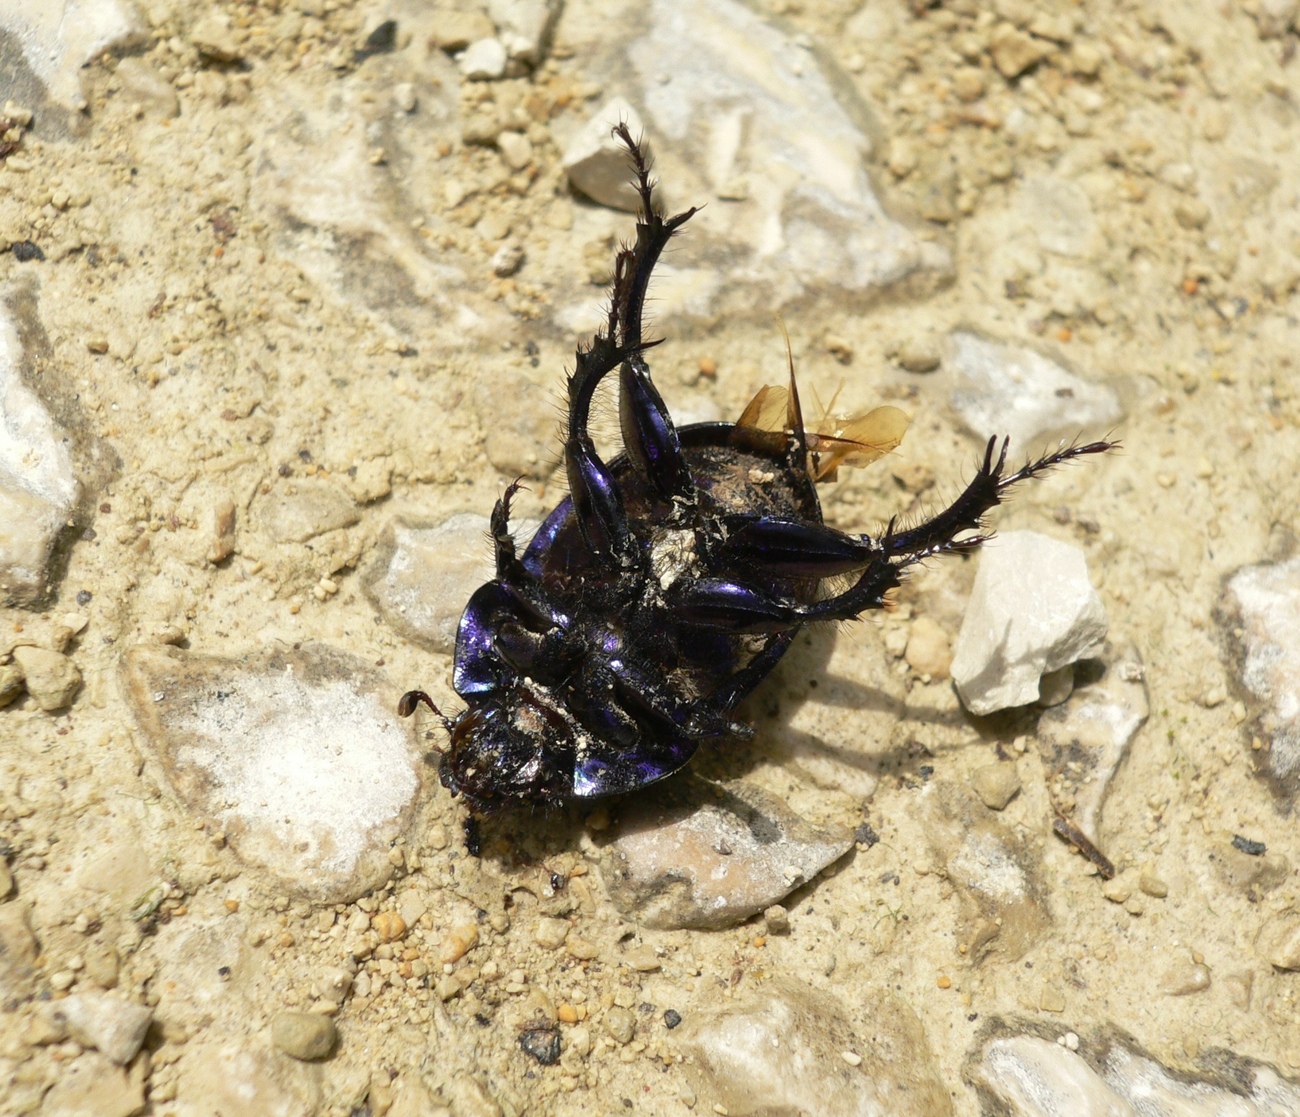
[{"left": 3, "top": 0, "right": 1300, "bottom": 1114}]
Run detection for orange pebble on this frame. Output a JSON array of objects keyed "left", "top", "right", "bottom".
[
  {"left": 698, "top": 356, "right": 718, "bottom": 378},
  {"left": 1182, "top": 278, "right": 1199, "bottom": 296},
  {"left": 937, "top": 975, "right": 952, "bottom": 989},
  {"left": 372, "top": 911, "right": 407, "bottom": 943},
  {"left": 557, "top": 1002, "right": 579, "bottom": 1023},
  {"left": 1056, "top": 327, "right": 1072, "bottom": 342}
]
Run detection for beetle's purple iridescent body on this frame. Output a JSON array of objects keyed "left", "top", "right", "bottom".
[{"left": 400, "top": 128, "right": 1113, "bottom": 815}]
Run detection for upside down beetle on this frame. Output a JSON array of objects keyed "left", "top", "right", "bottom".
[{"left": 400, "top": 126, "right": 1114, "bottom": 816}]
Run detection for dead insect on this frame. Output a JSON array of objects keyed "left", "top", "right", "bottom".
[{"left": 400, "top": 126, "right": 1114, "bottom": 816}]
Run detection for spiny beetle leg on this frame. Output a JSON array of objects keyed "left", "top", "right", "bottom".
[
  {"left": 491, "top": 478, "right": 527, "bottom": 579},
  {"left": 619, "top": 353, "right": 696, "bottom": 509},
  {"left": 716, "top": 516, "right": 875, "bottom": 579}
]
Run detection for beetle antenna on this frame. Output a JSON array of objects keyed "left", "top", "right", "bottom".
[{"left": 398, "top": 690, "right": 457, "bottom": 736}]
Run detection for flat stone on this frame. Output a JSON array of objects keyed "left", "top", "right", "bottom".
[
  {"left": 271, "top": 1012, "right": 337, "bottom": 1061},
  {"left": 562, "top": 98, "right": 648, "bottom": 212},
  {"left": 113, "top": 57, "right": 180, "bottom": 119},
  {"left": 1257, "top": 911, "right": 1300, "bottom": 970},
  {"left": 0, "top": 303, "right": 80, "bottom": 606},
  {"left": 598, "top": 775, "right": 852, "bottom": 930},
  {"left": 364, "top": 514, "right": 537, "bottom": 655},
  {"left": 190, "top": 14, "right": 242, "bottom": 62},
  {"left": 257, "top": 479, "right": 359, "bottom": 544},
  {"left": 1160, "top": 960, "right": 1211, "bottom": 996},
  {"left": 1222, "top": 556, "right": 1300, "bottom": 798},
  {"left": 121, "top": 644, "right": 422, "bottom": 904},
  {"left": 0, "top": 0, "right": 145, "bottom": 111},
  {"left": 952, "top": 531, "right": 1108, "bottom": 716},
  {"left": 554, "top": 0, "right": 949, "bottom": 322},
  {"left": 39, "top": 1051, "right": 145, "bottom": 1117},
  {"left": 175, "top": 1044, "right": 323, "bottom": 1115},
  {"left": 978, "top": 1031, "right": 1300, "bottom": 1116},
  {"left": 52, "top": 992, "right": 152, "bottom": 1065},
  {"left": 0, "top": 901, "right": 39, "bottom": 1002},
  {"left": 679, "top": 977, "right": 951, "bottom": 1117},
  {"left": 1036, "top": 638, "right": 1149, "bottom": 843},
  {"left": 947, "top": 331, "right": 1122, "bottom": 450},
  {"left": 11, "top": 645, "right": 80, "bottom": 711},
  {"left": 927, "top": 787, "right": 1050, "bottom": 962}
]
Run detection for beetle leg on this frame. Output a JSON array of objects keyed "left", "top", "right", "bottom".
[
  {"left": 714, "top": 516, "right": 876, "bottom": 578},
  {"left": 619, "top": 353, "right": 696, "bottom": 509},
  {"left": 568, "top": 659, "right": 640, "bottom": 749},
  {"left": 491, "top": 478, "right": 529, "bottom": 579},
  {"left": 885, "top": 436, "right": 1115, "bottom": 563}
]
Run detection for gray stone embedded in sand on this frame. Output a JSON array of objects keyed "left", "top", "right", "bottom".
[
  {"left": 364, "top": 514, "right": 538, "bottom": 655},
  {"left": 554, "top": 0, "right": 950, "bottom": 319},
  {"left": 1036, "top": 639, "right": 1149, "bottom": 843},
  {"left": 1222, "top": 556, "right": 1300, "bottom": 797},
  {"left": 952, "top": 531, "right": 1108, "bottom": 716},
  {"left": 679, "top": 977, "right": 951, "bottom": 1117},
  {"left": 562, "top": 98, "right": 648, "bottom": 212},
  {"left": 947, "top": 331, "right": 1122, "bottom": 450},
  {"left": 121, "top": 644, "right": 422, "bottom": 903},
  {"left": 0, "top": 304, "right": 80, "bottom": 606},
  {"left": 0, "top": 0, "right": 145, "bottom": 111},
  {"left": 52, "top": 992, "right": 153, "bottom": 1065},
  {"left": 976, "top": 1032, "right": 1300, "bottom": 1116},
  {"left": 598, "top": 776, "right": 852, "bottom": 930}
]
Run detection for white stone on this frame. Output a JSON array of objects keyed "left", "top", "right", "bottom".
[
  {"left": 978, "top": 1034, "right": 1300, "bottom": 1117},
  {"left": 0, "top": 303, "right": 79, "bottom": 606},
  {"left": 947, "top": 331, "right": 1122, "bottom": 450},
  {"left": 554, "top": 0, "right": 949, "bottom": 319},
  {"left": 121, "top": 644, "right": 422, "bottom": 903},
  {"left": 53, "top": 993, "right": 153, "bottom": 1065},
  {"left": 952, "top": 532, "right": 1108, "bottom": 716},
  {"left": 488, "top": 0, "right": 560, "bottom": 64},
  {"left": 1225, "top": 557, "right": 1300, "bottom": 789},
  {"left": 562, "top": 97, "right": 647, "bottom": 212},
  {"left": 977, "top": 1037, "right": 1134, "bottom": 1116},
  {"left": 457, "top": 38, "right": 507, "bottom": 81},
  {"left": 0, "top": 0, "right": 146, "bottom": 111}
]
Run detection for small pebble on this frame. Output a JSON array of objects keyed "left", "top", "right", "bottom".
[
  {"left": 557, "top": 1002, "right": 579, "bottom": 1024},
  {"left": 763, "top": 905, "right": 790, "bottom": 935},
  {"left": 971, "top": 762, "right": 1021, "bottom": 811},
  {"left": 49, "top": 971, "right": 75, "bottom": 991},
  {"left": 491, "top": 240, "right": 525, "bottom": 277},
  {"left": 372, "top": 911, "right": 406, "bottom": 943},
  {"left": 663, "top": 1009, "right": 682, "bottom": 1029},
  {"left": 1160, "top": 961, "right": 1211, "bottom": 996},
  {"left": 271, "top": 1012, "right": 337, "bottom": 1060},
  {"left": 1138, "top": 869, "right": 1168, "bottom": 898},
  {"left": 534, "top": 917, "right": 570, "bottom": 949},
  {"left": 897, "top": 336, "right": 941, "bottom": 373},
  {"left": 458, "top": 38, "right": 507, "bottom": 81},
  {"left": 12, "top": 646, "right": 81, "bottom": 711},
  {"left": 604, "top": 1005, "right": 636, "bottom": 1045},
  {"left": 440, "top": 922, "right": 479, "bottom": 964},
  {"left": 905, "top": 617, "right": 952, "bottom": 679},
  {"left": 55, "top": 993, "right": 152, "bottom": 1065},
  {"left": 624, "top": 945, "right": 661, "bottom": 972},
  {"left": 0, "top": 663, "right": 23, "bottom": 708},
  {"left": 840, "top": 1050, "right": 862, "bottom": 1067},
  {"left": 1256, "top": 911, "right": 1300, "bottom": 970}
]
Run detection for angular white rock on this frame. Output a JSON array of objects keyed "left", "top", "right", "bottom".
[
  {"left": 952, "top": 531, "right": 1108, "bottom": 716},
  {"left": 53, "top": 992, "right": 153, "bottom": 1065},
  {"left": 457, "top": 37, "right": 507, "bottom": 81},
  {"left": 555, "top": 0, "right": 949, "bottom": 318},
  {"left": 121, "top": 644, "right": 421, "bottom": 903},
  {"left": 948, "top": 331, "right": 1122, "bottom": 449},
  {"left": 0, "top": 304, "right": 79, "bottom": 606},
  {"left": 562, "top": 98, "right": 647, "bottom": 212},
  {"left": 0, "top": 0, "right": 146, "bottom": 110},
  {"left": 488, "top": 0, "right": 561, "bottom": 64},
  {"left": 1224, "top": 557, "right": 1300, "bottom": 790}
]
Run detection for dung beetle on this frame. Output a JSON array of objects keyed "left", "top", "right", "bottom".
[{"left": 400, "top": 126, "right": 1113, "bottom": 815}]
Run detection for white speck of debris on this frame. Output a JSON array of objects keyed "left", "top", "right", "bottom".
[
  {"left": 172, "top": 676, "right": 416, "bottom": 877},
  {"left": 949, "top": 832, "right": 1028, "bottom": 903}
]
